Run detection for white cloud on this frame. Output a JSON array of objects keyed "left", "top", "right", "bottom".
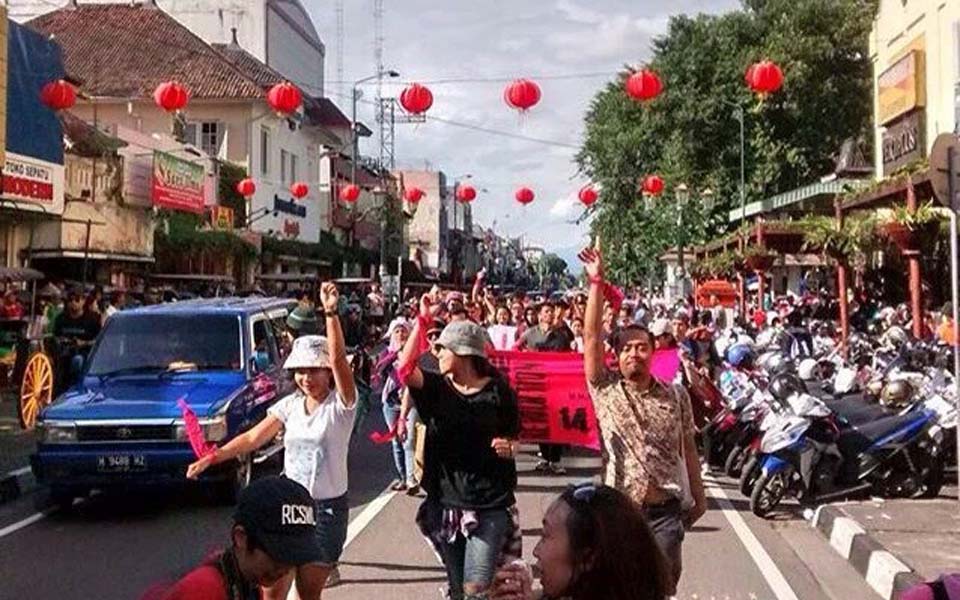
[{"left": 307, "top": 0, "right": 737, "bottom": 251}]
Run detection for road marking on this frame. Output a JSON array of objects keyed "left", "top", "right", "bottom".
[
  {"left": 0, "top": 509, "right": 53, "bottom": 540},
  {"left": 703, "top": 477, "right": 800, "bottom": 600},
  {"left": 343, "top": 485, "right": 397, "bottom": 550}
]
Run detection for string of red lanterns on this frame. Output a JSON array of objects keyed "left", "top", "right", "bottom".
[
  {"left": 642, "top": 175, "right": 665, "bottom": 196},
  {"left": 456, "top": 185, "right": 477, "bottom": 203},
  {"left": 339, "top": 184, "right": 361, "bottom": 203},
  {"left": 578, "top": 185, "right": 598, "bottom": 206},
  {"left": 289, "top": 182, "right": 309, "bottom": 199},
  {"left": 235, "top": 178, "right": 257, "bottom": 198},
  {"left": 267, "top": 81, "right": 303, "bottom": 115},
  {"left": 404, "top": 187, "right": 425, "bottom": 203},
  {"left": 504, "top": 79, "right": 541, "bottom": 112},
  {"left": 624, "top": 68, "right": 662, "bottom": 102},
  {"left": 515, "top": 187, "right": 535, "bottom": 206},
  {"left": 154, "top": 81, "right": 189, "bottom": 113},
  {"left": 745, "top": 60, "right": 784, "bottom": 96},
  {"left": 39, "top": 79, "right": 76, "bottom": 111},
  {"left": 399, "top": 84, "right": 434, "bottom": 115}
]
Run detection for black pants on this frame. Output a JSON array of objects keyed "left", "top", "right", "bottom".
[
  {"left": 642, "top": 498, "right": 685, "bottom": 596},
  {"left": 538, "top": 444, "right": 563, "bottom": 463}
]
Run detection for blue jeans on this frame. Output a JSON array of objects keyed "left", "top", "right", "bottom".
[
  {"left": 439, "top": 507, "right": 512, "bottom": 600},
  {"left": 381, "top": 402, "right": 418, "bottom": 484}
]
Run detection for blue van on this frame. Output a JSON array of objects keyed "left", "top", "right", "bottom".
[{"left": 31, "top": 297, "right": 298, "bottom": 506}]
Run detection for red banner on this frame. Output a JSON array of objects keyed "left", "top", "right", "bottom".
[{"left": 491, "top": 350, "right": 600, "bottom": 450}]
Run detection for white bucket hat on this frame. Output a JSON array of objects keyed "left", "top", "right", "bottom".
[
  {"left": 383, "top": 316, "right": 410, "bottom": 340},
  {"left": 283, "top": 335, "right": 332, "bottom": 370}
]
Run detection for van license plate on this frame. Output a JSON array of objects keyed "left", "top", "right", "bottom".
[{"left": 97, "top": 454, "right": 147, "bottom": 472}]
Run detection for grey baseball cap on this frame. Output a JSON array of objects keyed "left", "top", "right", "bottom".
[{"left": 436, "top": 320, "right": 490, "bottom": 357}]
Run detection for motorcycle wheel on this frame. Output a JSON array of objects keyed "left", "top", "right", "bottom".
[
  {"left": 750, "top": 470, "right": 788, "bottom": 518},
  {"left": 739, "top": 454, "right": 761, "bottom": 497},
  {"left": 914, "top": 452, "right": 945, "bottom": 499},
  {"left": 724, "top": 445, "right": 747, "bottom": 478}
]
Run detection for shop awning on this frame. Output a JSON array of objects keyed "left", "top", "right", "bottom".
[
  {"left": 728, "top": 179, "right": 867, "bottom": 222},
  {"left": 28, "top": 249, "right": 154, "bottom": 262}
]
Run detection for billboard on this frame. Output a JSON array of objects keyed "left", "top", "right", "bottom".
[
  {"left": 151, "top": 150, "right": 205, "bottom": 213},
  {"left": 878, "top": 48, "right": 926, "bottom": 125}
]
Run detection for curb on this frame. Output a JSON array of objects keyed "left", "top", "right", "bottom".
[
  {"left": 0, "top": 466, "right": 34, "bottom": 505},
  {"left": 812, "top": 504, "right": 923, "bottom": 600}
]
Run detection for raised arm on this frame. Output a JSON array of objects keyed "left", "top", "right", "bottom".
[
  {"left": 321, "top": 282, "right": 357, "bottom": 408},
  {"left": 397, "top": 294, "right": 437, "bottom": 390},
  {"left": 580, "top": 247, "right": 607, "bottom": 385}
]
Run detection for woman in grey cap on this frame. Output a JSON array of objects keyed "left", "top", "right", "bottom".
[
  {"left": 396, "top": 294, "right": 521, "bottom": 600},
  {"left": 187, "top": 282, "right": 357, "bottom": 599}
]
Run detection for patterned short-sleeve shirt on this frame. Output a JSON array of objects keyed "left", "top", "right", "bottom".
[{"left": 588, "top": 369, "right": 695, "bottom": 505}]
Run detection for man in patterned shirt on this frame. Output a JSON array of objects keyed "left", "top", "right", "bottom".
[{"left": 578, "top": 246, "right": 707, "bottom": 595}]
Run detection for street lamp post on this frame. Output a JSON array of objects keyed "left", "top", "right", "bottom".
[{"left": 675, "top": 183, "right": 690, "bottom": 298}]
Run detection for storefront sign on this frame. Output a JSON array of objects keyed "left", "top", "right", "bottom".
[
  {"left": 273, "top": 195, "right": 307, "bottom": 218},
  {"left": 882, "top": 110, "right": 925, "bottom": 175},
  {"left": 282, "top": 219, "right": 300, "bottom": 238},
  {"left": 151, "top": 150, "right": 205, "bottom": 213},
  {"left": 878, "top": 50, "right": 926, "bottom": 125},
  {"left": 2, "top": 153, "right": 65, "bottom": 214},
  {"left": 210, "top": 205, "right": 234, "bottom": 230}
]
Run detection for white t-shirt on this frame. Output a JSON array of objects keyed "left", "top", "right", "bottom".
[
  {"left": 268, "top": 390, "right": 357, "bottom": 500},
  {"left": 367, "top": 292, "right": 385, "bottom": 317},
  {"left": 487, "top": 324, "right": 518, "bottom": 351}
]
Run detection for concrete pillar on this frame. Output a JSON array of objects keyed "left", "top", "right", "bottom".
[{"left": 906, "top": 176, "right": 923, "bottom": 339}]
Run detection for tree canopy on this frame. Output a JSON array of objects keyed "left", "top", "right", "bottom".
[{"left": 577, "top": 0, "right": 876, "bottom": 285}]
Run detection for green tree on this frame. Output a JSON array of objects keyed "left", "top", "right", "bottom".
[
  {"left": 577, "top": 0, "right": 876, "bottom": 285},
  {"left": 542, "top": 253, "right": 568, "bottom": 277}
]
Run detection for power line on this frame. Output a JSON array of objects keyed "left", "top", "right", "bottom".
[{"left": 327, "top": 70, "right": 620, "bottom": 86}]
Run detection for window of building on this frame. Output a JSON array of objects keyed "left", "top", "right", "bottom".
[
  {"left": 260, "top": 127, "right": 271, "bottom": 176},
  {"left": 290, "top": 154, "right": 298, "bottom": 183},
  {"left": 280, "top": 150, "right": 289, "bottom": 184},
  {"left": 184, "top": 121, "right": 223, "bottom": 157}
]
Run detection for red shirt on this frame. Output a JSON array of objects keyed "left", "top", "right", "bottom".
[
  {"left": 752, "top": 309, "right": 766, "bottom": 328},
  {"left": 159, "top": 566, "right": 231, "bottom": 600}
]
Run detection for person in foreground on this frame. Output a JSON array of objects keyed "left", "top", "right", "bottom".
[
  {"left": 488, "top": 484, "right": 671, "bottom": 600},
  {"left": 397, "top": 295, "right": 522, "bottom": 600},
  {"left": 578, "top": 246, "right": 707, "bottom": 595},
  {"left": 187, "top": 282, "right": 357, "bottom": 599},
  {"left": 157, "top": 476, "right": 322, "bottom": 600}
]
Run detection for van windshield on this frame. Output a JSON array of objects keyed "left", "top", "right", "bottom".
[{"left": 86, "top": 314, "right": 243, "bottom": 375}]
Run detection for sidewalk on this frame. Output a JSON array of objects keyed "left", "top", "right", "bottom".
[
  {"left": 813, "top": 480, "right": 960, "bottom": 600},
  {"left": 0, "top": 397, "right": 37, "bottom": 502}
]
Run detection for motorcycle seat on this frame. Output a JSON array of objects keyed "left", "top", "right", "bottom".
[
  {"left": 838, "top": 412, "right": 928, "bottom": 457},
  {"left": 827, "top": 397, "right": 892, "bottom": 426}
]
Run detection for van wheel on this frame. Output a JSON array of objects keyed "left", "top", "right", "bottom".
[{"left": 214, "top": 454, "right": 253, "bottom": 504}]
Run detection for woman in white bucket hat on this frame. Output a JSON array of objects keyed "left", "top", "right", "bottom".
[{"left": 187, "top": 282, "right": 357, "bottom": 599}]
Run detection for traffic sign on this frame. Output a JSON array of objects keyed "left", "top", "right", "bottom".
[{"left": 929, "top": 133, "right": 960, "bottom": 211}]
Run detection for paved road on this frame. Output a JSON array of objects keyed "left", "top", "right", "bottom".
[{"left": 0, "top": 413, "right": 879, "bottom": 600}]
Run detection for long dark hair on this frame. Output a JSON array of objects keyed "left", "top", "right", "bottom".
[{"left": 559, "top": 485, "right": 670, "bottom": 600}]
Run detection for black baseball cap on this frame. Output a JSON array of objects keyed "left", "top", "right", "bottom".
[{"left": 233, "top": 476, "right": 322, "bottom": 566}]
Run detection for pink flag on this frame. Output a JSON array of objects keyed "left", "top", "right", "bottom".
[
  {"left": 177, "top": 397, "right": 217, "bottom": 458},
  {"left": 650, "top": 348, "right": 681, "bottom": 384}
]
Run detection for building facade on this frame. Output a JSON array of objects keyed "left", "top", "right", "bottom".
[{"left": 870, "top": 0, "right": 960, "bottom": 177}]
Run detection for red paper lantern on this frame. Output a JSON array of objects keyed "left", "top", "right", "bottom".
[
  {"left": 579, "top": 185, "right": 598, "bottom": 206},
  {"left": 642, "top": 175, "right": 664, "bottom": 196},
  {"left": 503, "top": 79, "right": 541, "bottom": 111},
  {"left": 456, "top": 185, "right": 477, "bottom": 203},
  {"left": 404, "top": 187, "right": 425, "bottom": 203},
  {"left": 624, "top": 69, "right": 662, "bottom": 101},
  {"left": 340, "top": 184, "right": 361, "bottom": 203},
  {"left": 399, "top": 83, "right": 434, "bottom": 115},
  {"left": 290, "top": 182, "right": 309, "bottom": 199},
  {"left": 267, "top": 81, "right": 303, "bottom": 115},
  {"left": 746, "top": 60, "right": 783, "bottom": 95},
  {"left": 235, "top": 178, "right": 256, "bottom": 198},
  {"left": 39, "top": 79, "right": 77, "bottom": 111},
  {"left": 515, "top": 187, "right": 535, "bottom": 206},
  {"left": 153, "top": 81, "right": 189, "bottom": 113}
]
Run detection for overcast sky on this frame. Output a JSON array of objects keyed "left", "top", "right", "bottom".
[{"left": 309, "top": 0, "right": 739, "bottom": 262}]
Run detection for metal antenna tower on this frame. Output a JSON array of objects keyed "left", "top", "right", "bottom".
[{"left": 335, "top": 0, "right": 344, "bottom": 99}]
